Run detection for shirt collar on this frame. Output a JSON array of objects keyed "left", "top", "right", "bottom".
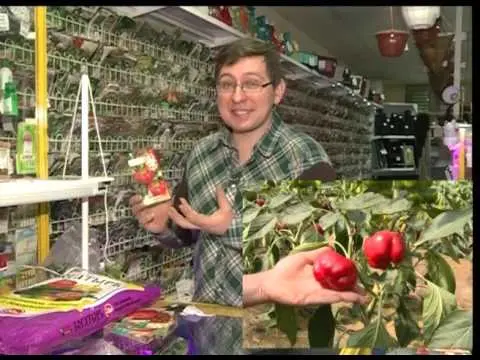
[{"left": 214, "top": 110, "right": 284, "bottom": 158}]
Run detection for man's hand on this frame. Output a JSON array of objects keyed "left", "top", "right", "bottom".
[
  {"left": 168, "top": 186, "right": 234, "bottom": 235},
  {"left": 129, "top": 195, "right": 171, "bottom": 233},
  {"left": 243, "top": 247, "right": 368, "bottom": 307}
]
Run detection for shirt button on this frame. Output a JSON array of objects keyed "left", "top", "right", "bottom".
[{"left": 230, "top": 183, "right": 237, "bottom": 190}]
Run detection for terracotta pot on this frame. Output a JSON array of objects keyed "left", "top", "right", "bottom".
[
  {"left": 412, "top": 25, "right": 440, "bottom": 47},
  {"left": 376, "top": 30, "right": 409, "bottom": 57},
  {"left": 418, "top": 32, "right": 454, "bottom": 74}
]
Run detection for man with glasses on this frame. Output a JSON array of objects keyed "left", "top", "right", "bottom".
[{"left": 130, "top": 38, "right": 341, "bottom": 354}]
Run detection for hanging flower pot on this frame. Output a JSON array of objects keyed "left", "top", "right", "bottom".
[
  {"left": 401, "top": 6, "right": 441, "bottom": 30},
  {"left": 418, "top": 32, "right": 454, "bottom": 74},
  {"left": 376, "top": 30, "right": 409, "bottom": 57},
  {"left": 412, "top": 25, "right": 440, "bottom": 47},
  {"left": 412, "top": 17, "right": 441, "bottom": 47}
]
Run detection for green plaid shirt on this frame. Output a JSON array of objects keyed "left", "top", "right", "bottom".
[{"left": 166, "top": 112, "right": 329, "bottom": 307}]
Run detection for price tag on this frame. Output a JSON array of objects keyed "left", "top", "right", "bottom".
[{"left": 0, "top": 13, "right": 10, "bottom": 32}]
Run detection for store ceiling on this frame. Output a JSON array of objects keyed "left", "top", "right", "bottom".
[{"left": 271, "top": 6, "right": 472, "bottom": 85}]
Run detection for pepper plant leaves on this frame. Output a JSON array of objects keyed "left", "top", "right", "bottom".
[
  {"left": 242, "top": 206, "right": 262, "bottom": 225},
  {"left": 394, "top": 300, "right": 421, "bottom": 347},
  {"left": 416, "top": 207, "right": 473, "bottom": 248},
  {"left": 427, "top": 309, "right": 473, "bottom": 350},
  {"left": 317, "top": 211, "right": 341, "bottom": 230},
  {"left": 371, "top": 198, "right": 412, "bottom": 215},
  {"left": 246, "top": 214, "right": 277, "bottom": 240},
  {"left": 308, "top": 305, "right": 335, "bottom": 348},
  {"left": 267, "top": 193, "right": 294, "bottom": 209},
  {"left": 279, "top": 202, "right": 314, "bottom": 225},
  {"left": 275, "top": 303, "right": 298, "bottom": 346},
  {"left": 335, "top": 192, "right": 389, "bottom": 211},
  {"left": 422, "top": 279, "right": 458, "bottom": 342},
  {"left": 425, "top": 250, "right": 456, "bottom": 294},
  {"left": 346, "top": 317, "right": 397, "bottom": 348}
]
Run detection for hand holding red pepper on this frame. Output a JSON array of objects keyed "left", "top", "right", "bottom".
[{"left": 252, "top": 247, "right": 367, "bottom": 307}]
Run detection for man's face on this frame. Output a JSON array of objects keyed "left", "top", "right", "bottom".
[{"left": 216, "top": 56, "right": 285, "bottom": 134}]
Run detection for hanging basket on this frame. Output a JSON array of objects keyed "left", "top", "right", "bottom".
[
  {"left": 376, "top": 30, "right": 409, "bottom": 57},
  {"left": 412, "top": 25, "right": 440, "bottom": 47},
  {"left": 418, "top": 32, "right": 454, "bottom": 74}
]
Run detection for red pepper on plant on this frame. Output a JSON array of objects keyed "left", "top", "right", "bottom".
[{"left": 363, "top": 230, "right": 406, "bottom": 270}]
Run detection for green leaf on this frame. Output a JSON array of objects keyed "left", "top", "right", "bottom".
[
  {"left": 300, "top": 226, "right": 322, "bottom": 244},
  {"left": 317, "top": 211, "right": 341, "bottom": 230},
  {"left": 372, "top": 198, "right": 412, "bottom": 215},
  {"left": 346, "top": 318, "right": 397, "bottom": 348},
  {"left": 268, "top": 193, "right": 294, "bottom": 209},
  {"left": 308, "top": 305, "right": 335, "bottom": 348},
  {"left": 290, "top": 241, "right": 328, "bottom": 255},
  {"left": 247, "top": 214, "right": 278, "bottom": 240},
  {"left": 279, "top": 202, "right": 314, "bottom": 226},
  {"left": 425, "top": 251, "right": 456, "bottom": 294},
  {"left": 394, "top": 301, "right": 421, "bottom": 347},
  {"left": 243, "top": 190, "right": 259, "bottom": 202},
  {"left": 416, "top": 207, "right": 473, "bottom": 247},
  {"left": 242, "top": 206, "right": 262, "bottom": 225},
  {"left": 275, "top": 303, "right": 298, "bottom": 346},
  {"left": 422, "top": 279, "right": 458, "bottom": 342},
  {"left": 345, "top": 209, "right": 367, "bottom": 224},
  {"left": 428, "top": 310, "right": 473, "bottom": 350},
  {"left": 335, "top": 192, "right": 389, "bottom": 211}
]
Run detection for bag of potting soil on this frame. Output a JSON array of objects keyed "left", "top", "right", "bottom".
[{"left": 0, "top": 267, "right": 161, "bottom": 355}]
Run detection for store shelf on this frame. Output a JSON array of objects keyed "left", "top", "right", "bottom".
[
  {"left": 372, "top": 168, "right": 417, "bottom": 174},
  {"left": 0, "top": 177, "right": 114, "bottom": 207},
  {"left": 135, "top": 6, "right": 247, "bottom": 48},
  {"left": 372, "top": 135, "right": 416, "bottom": 140},
  {"left": 117, "top": 6, "right": 382, "bottom": 108}
]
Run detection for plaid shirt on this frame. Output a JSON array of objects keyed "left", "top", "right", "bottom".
[{"left": 164, "top": 111, "right": 330, "bottom": 307}]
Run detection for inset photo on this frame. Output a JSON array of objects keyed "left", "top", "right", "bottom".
[{"left": 242, "top": 180, "right": 472, "bottom": 353}]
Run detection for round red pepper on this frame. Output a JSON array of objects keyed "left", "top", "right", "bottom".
[
  {"left": 363, "top": 230, "right": 406, "bottom": 270},
  {"left": 313, "top": 248, "right": 358, "bottom": 291}
]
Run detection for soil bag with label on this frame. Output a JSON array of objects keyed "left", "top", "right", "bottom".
[{"left": 0, "top": 268, "right": 161, "bottom": 355}]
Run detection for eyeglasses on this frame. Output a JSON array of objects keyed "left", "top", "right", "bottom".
[{"left": 216, "top": 81, "right": 273, "bottom": 94}]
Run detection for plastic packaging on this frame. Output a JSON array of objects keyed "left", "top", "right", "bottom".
[
  {"left": 42, "top": 221, "right": 103, "bottom": 274},
  {"left": 0, "top": 268, "right": 161, "bottom": 355}
]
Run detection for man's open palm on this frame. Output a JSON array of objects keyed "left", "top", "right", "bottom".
[{"left": 263, "top": 247, "right": 368, "bottom": 306}]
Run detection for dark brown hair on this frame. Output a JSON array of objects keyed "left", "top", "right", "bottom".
[{"left": 214, "top": 38, "right": 284, "bottom": 87}]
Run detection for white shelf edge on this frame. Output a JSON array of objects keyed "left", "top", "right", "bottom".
[
  {"left": 372, "top": 168, "right": 417, "bottom": 173},
  {"left": 372, "top": 135, "right": 416, "bottom": 140},
  {"left": 134, "top": 6, "right": 382, "bottom": 109},
  {"left": 0, "top": 177, "right": 114, "bottom": 208}
]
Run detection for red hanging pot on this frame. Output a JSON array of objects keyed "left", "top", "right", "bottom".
[{"left": 376, "top": 30, "right": 409, "bottom": 57}]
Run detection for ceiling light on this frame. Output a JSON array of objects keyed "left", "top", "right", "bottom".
[{"left": 401, "top": 6, "right": 441, "bottom": 30}]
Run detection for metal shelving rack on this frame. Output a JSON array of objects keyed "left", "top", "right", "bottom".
[{"left": 371, "top": 102, "right": 419, "bottom": 179}]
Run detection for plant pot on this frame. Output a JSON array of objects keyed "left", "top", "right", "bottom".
[
  {"left": 418, "top": 32, "right": 454, "bottom": 74},
  {"left": 412, "top": 25, "right": 440, "bottom": 47},
  {"left": 376, "top": 30, "right": 409, "bottom": 57}
]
